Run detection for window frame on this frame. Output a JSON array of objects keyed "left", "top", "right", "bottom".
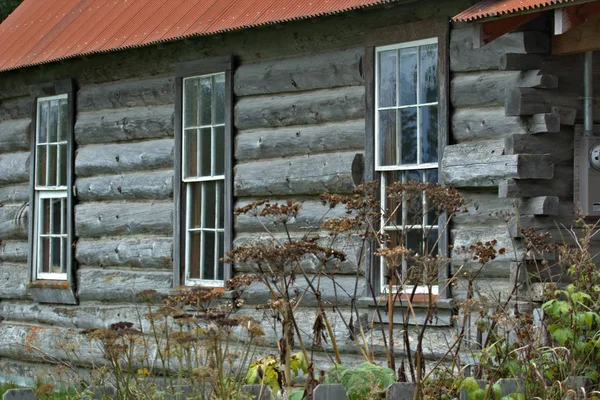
[
  {"left": 174, "top": 56, "right": 234, "bottom": 288},
  {"left": 27, "top": 80, "right": 77, "bottom": 304},
  {"left": 364, "top": 18, "right": 450, "bottom": 298}
]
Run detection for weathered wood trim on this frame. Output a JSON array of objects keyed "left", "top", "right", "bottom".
[
  {"left": 365, "top": 17, "right": 448, "bottom": 47},
  {"left": 175, "top": 55, "right": 232, "bottom": 78},
  {"left": 224, "top": 66, "right": 234, "bottom": 283},
  {"left": 173, "top": 73, "right": 183, "bottom": 287},
  {"left": 438, "top": 23, "right": 450, "bottom": 298}
]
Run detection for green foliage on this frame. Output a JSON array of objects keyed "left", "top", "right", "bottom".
[
  {"left": 325, "top": 363, "right": 395, "bottom": 400},
  {"left": 244, "top": 352, "right": 308, "bottom": 394}
]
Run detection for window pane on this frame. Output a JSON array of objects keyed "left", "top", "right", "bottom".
[
  {"left": 405, "top": 170, "right": 423, "bottom": 226},
  {"left": 385, "top": 230, "right": 403, "bottom": 284},
  {"left": 51, "top": 237, "right": 61, "bottom": 274},
  {"left": 36, "top": 146, "right": 47, "bottom": 187},
  {"left": 188, "top": 232, "right": 201, "bottom": 280},
  {"left": 217, "top": 180, "right": 224, "bottom": 229},
  {"left": 378, "top": 50, "right": 397, "bottom": 108},
  {"left": 214, "top": 125, "right": 225, "bottom": 176},
  {"left": 61, "top": 238, "right": 67, "bottom": 273},
  {"left": 420, "top": 44, "right": 438, "bottom": 104},
  {"left": 425, "top": 228, "right": 438, "bottom": 256},
  {"left": 385, "top": 171, "right": 403, "bottom": 227},
  {"left": 48, "top": 100, "right": 58, "bottom": 143},
  {"left": 214, "top": 74, "right": 225, "bottom": 125},
  {"left": 199, "top": 77, "right": 212, "bottom": 126},
  {"left": 378, "top": 109, "right": 396, "bottom": 166},
  {"left": 399, "top": 47, "right": 417, "bottom": 106},
  {"left": 47, "top": 145, "right": 57, "bottom": 186},
  {"left": 400, "top": 107, "right": 417, "bottom": 164},
  {"left": 58, "top": 98, "right": 68, "bottom": 142},
  {"left": 184, "top": 128, "right": 198, "bottom": 178},
  {"left": 407, "top": 228, "right": 423, "bottom": 255},
  {"left": 189, "top": 183, "right": 202, "bottom": 229},
  {"left": 38, "top": 101, "right": 49, "bottom": 143},
  {"left": 184, "top": 78, "right": 199, "bottom": 128},
  {"left": 203, "top": 181, "right": 216, "bottom": 229},
  {"left": 202, "top": 231, "right": 215, "bottom": 280},
  {"left": 217, "top": 231, "right": 224, "bottom": 281},
  {"left": 421, "top": 106, "right": 438, "bottom": 163},
  {"left": 425, "top": 169, "right": 439, "bottom": 225},
  {"left": 200, "top": 127, "right": 211, "bottom": 176},
  {"left": 51, "top": 198, "right": 61, "bottom": 235},
  {"left": 58, "top": 144, "right": 67, "bottom": 186},
  {"left": 40, "top": 237, "right": 50, "bottom": 274},
  {"left": 41, "top": 198, "right": 49, "bottom": 234}
]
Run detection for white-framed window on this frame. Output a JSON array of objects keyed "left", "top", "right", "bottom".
[
  {"left": 33, "top": 94, "right": 69, "bottom": 281},
  {"left": 182, "top": 73, "right": 226, "bottom": 286},
  {"left": 375, "top": 38, "right": 440, "bottom": 294}
]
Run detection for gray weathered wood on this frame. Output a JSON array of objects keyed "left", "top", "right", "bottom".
[
  {"left": 234, "top": 152, "right": 363, "bottom": 197},
  {"left": 551, "top": 106, "right": 577, "bottom": 125},
  {"left": 451, "top": 226, "right": 517, "bottom": 265},
  {"left": 499, "top": 166, "right": 573, "bottom": 198},
  {"left": 29, "top": 286, "right": 78, "bottom": 305},
  {"left": 75, "top": 139, "right": 173, "bottom": 177},
  {"left": 313, "top": 384, "right": 347, "bottom": 400},
  {"left": 0, "top": 119, "right": 30, "bottom": 153},
  {"left": 0, "top": 240, "right": 28, "bottom": 263},
  {"left": 505, "top": 88, "right": 553, "bottom": 116},
  {"left": 235, "top": 120, "right": 364, "bottom": 161},
  {"left": 0, "top": 184, "right": 29, "bottom": 204},
  {"left": 76, "top": 237, "right": 173, "bottom": 269},
  {"left": 0, "top": 152, "right": 29, "bottom": 186},
  {"left": 0, "top": 263, "right": 29, "bottom": 300},
  {"left": 75, "top": 202, "right": 172, "bottom": 238},
  {"left": 452, "top": 108, "right": 530, "bottom": 141},
  {"left": 234, "top": 48, "right": 363, "bottom": 96},
  {"left": 451, "top": 71, "right": 520, "bottom": 108},
  {"left": 234, "top": 86, "right": 364, "bottom": 130},
  {"left": 2, "top": 388, "right": 36, "bottom": 400},
  {"left": 75, "top": 170, "right": 173, "bottom": 201},
  {"left": 0, "top": 97, "right": 32, "bottom": 122},
  {"left": 519, "top": 70, "right": 558, "bottom": 89},
  {"left": 453, "top": 192, "right": 517, "bottom": 226},
  {"left": 499, "top": 53, "right": 543, "bottom": 71},
  {"left": 75, "top": 106, "right": 174, "bottom": 145},
  {"left": 0, "top": 204, "right": 28, "bottom": 240},
  {"left": 386, "top": 383, "right": 415, "bottom": 399},
  {"left": 443, "top": 140, "right": 553, "bottom": 187},
  {"left": 77, "top": 76, "right": 175, "bottom": 112},
  {"left": 77, "top": 268, "right": 172, "bottom": 302},
  {"left": 529, "top": 113, "right": 560, "bottom": 133},
  {"left": 505, "top": 132, "right": 573, "bottom": 165},
  {"left": 518, "top": 196, "right": 560, "bottom": 216},
  {"left": 450, "top": 29, "right": 550, "bottom": 72}
]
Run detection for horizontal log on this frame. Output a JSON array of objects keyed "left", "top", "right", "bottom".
[
  {"left": 234, "top": 86, "right": 364, "bottom": 130},
  {"left": 0, "top": 240, "right": 28, "bottom": 263},
  {"left": 75, "top": 170, "right": 173, "bottom": 201},
  {"left": 77, "top": 76, "right": 175, "bottom": 112},
  {"left": 0, "top": 119, "right": 30, "bottom": 153},
  {"left": 75, "top": 106, "right": 174, "bottom": 145},
  {"left": 75, "top": 202, "right": 172, "bottom": 238},
  {"left": 0, "top": 263, "right": 29, "bottom": 300},
  {"left": 450, "top": 29, "right": 550, "bottom": 72},
  {"left": 0, "top": 302, "right": 152, "bottom": 330},
  {"left": 234, "top": 152, "right": 363, "bottom": 197},
  {"left": 76, "top": 237, "right": 172, "bottom": 269},
  {"left": 504, "top": 131, "right": 573, "bottom": 165},
  {"left": 451, "top": 226, "right": 520, "bottom": 265},
  {"left": 235, "top": 120, "right": 364, "bottom": 161},
  {"left": 505, "top": 87, "right": 596, "bottom": 118},
  {"left": 499, "top": 53, "right": 543, "bottom": 71},
  {"left": 499, "top": 166, "right": 573, "bottom": 198},
  {"left": 0, "top": 204, "right": 28, "bottom": 240},
  {"left": 452, "top": 108, "right": 530, "bottom": 141},
  {"left": 232, "top": 232, "right": 364, "bottom": 275},
  {"left": 75, "top": 139, "right": 173, "bottom": 178},
  {"left": 518, "top": 196, "right": 560, "bottom": 216},
  {"left": 519, "top": 70, "right": 558, "bottom": 89},
  {"left": 551, "top": 106, "right": 577, "bottom": 126},
  {"left": 529, "top": 113, "right": 560, "bottom": 133},
  {"left": 234, "top": 47, "right": 363, "bottom": 96},
  {"left": 0, "top": 184, "right": 28, "bottom": 204},
  {"left": 77, "top": 268, "right": 172, "bottom": 302},
  {"left": 0, "top": 152, "right": 29, "bottom": 186},
  {"left": 453, "top": 192, "right": 516, "bottom": 226},
  {"left": 442, "top": 141, "right": 554, "bottom": 187},
  {"left": 451, "top": 71, "right": 520, "bottom": 108},
  {"left": 0, "top": 97, "right": 32, "bottom": 122}
]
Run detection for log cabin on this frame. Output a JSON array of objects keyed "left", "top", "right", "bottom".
[{"left": 0, "top": 0, "right": 598, "bottom": 383}]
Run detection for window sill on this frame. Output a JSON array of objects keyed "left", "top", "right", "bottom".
[
  {"left": 357, "top": 296, "right": 455, "bottom": 327},
  {"left": 28, "top": 280, "right": 78, "bottom": 305}
]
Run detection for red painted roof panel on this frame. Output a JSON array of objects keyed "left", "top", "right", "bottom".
[
  {"left": 453, "top": 0, "right": 576, "bottom": 22},
  {"left": 0, "top": 0, "right": 396, "bottom": 72}
]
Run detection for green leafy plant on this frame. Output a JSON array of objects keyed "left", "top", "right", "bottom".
[
  {"left": 243, "top": 352, "right": 308, "bottom": 394},
  {"left": 325, "top": 362, "right": 395, "bottom": 400}
]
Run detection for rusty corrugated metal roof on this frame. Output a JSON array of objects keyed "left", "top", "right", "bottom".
[
  {"left": 453, "top": 0, "right": 576, "bottom": 21},
  {"left": 0, "top": 0, "right": 398, "bottom": 73}
]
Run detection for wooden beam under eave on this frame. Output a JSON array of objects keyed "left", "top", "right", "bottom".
[
  {"left": 555, "top": 1, "right": 600, "bottom": 35},
  {"left": 553, "top": 13, "right": 600, "bottom": 54},
  {"left": 474, "top": 12, "right": 542, "bottom": 48}
]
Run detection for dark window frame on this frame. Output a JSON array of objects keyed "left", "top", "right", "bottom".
[
  {"left": 173, "top": 55, "right": 234, "bottom": 287},
  {"left": 27, "top": 79, "right": 78, "bottom": 305},
  {"left": 364, "top": 18, "right": 450, "bottom": 298}
]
